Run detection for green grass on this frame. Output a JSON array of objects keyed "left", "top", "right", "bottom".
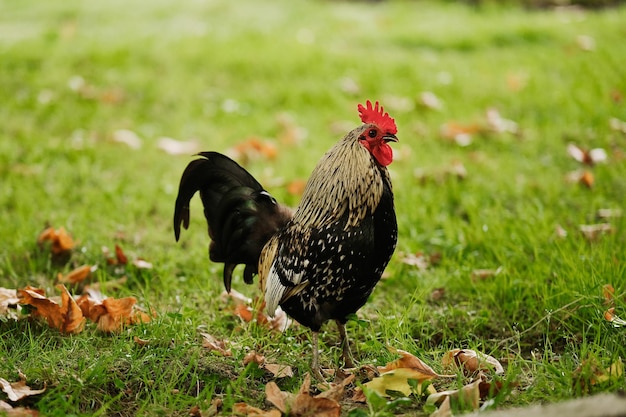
[{"left": 1, "top": 0, "right": 625, "bottom": 415}]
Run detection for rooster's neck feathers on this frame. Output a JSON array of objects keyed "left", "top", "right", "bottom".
[{"left": 292, "top": 126, "right": 388, "bottom": 229}]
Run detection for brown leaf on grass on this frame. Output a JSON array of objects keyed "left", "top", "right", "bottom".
[
  {"left": 112, "top": 129, "right": 142, "bottom": 149},
  {"left": 427, "top": 378, "right": 481, "bottom": 410},
  {"left": 157, "top": 137, "right": 199, "bottom": 155},
  {"left": 286, "top": 179, "right": 306, "bottom": 197},
  {"left": 597, "top": 208, "right": 622, "bottom": 220},
  {"left": 263, "top": 363, "right": 293, "bottom": 379},
  {"left": 378, "top": 348, "right": 441, "bottom": 376},
  {"left": 265, "top": 382, "right": 291, "bottom": 413},
  {"left": 233, "top": 401, "right": 281, "bottom": 417},
  {"left": 602, "top": 284, "right": 615, "bottom": 305},
  {"left": 114, "top": 244, "right": 128, "bottom": 265},
  {"left": 419, "top": 91, "right": 443, "bottom": 110},
  {"left": 471, "top": 267, "right": 503, "bottom": 282},
  {"left": 485, "top": 108, "right": 518, "bottom": 134},
  {"left": 265, "top": 374, "right": 343, "bottom": 417},
  {"left": 364, "top": 348, "right": 447, "bottom": 397},
  {"left": 604, "top": 308, "right": 626, "bottom": 327},
  {"left": 399, "top": 252, "right": 431, "bottom": 270},
  {"left": 0, "top": 288, "right": 20, "bottom": 317},
  {"left": 565, "top": 169, "right": 594, "bottom": 188},
  {"left": 132, "top": 259, "right": 153, "bottom": 269},
  {"left": 316, "top": 374, "right": 355, "bottom": 402},
  {"left": 229, "top": 137, "right": 278, "bottom": 163},
  {"left": 0, "top": 373, "right": 46, "bottom": 402},
  {"left": 440, "top": 122, "right": 481, "bottom": 146},
  {"left": 221, "top": 289, "right": 252, "bottom": 305},
  {"left": 57, "top": 265, "right": 97, "bottom": 284},
  {"left": 78, "top": 294, "right": 152, "bottom": 332},
  {"left": 567, "top": 143, "right": 607, "bottom": 166},
  {"left": 133, "top": 336, "right": 151, "bottom": 346},
  {"left": 430, "top": 396, "right": 452, "bottom": 417},
  {"left": 200, "top": 332, "right": 232, "bottom": 356},
  {"left": 243, "top": 350, "right": 266, "bottom": 366},
  {"left": 442, "top": 349, "right": 504, "bottom": 375},
  {"left": 579, "top": 223, "right": 614, "bottom": 241},
  {"left": 18, "top": 285, "right": 85, "bottom": 334},
  {"left": 37, "top": 227, "right": 74, "bottom": 256},
  {"left": 364, "top": 368, "right": 438, "bottom": 397}
]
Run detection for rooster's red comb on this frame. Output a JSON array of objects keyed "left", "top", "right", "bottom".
[{"left": 358, "top": 100, "right": 397, "bottom": 135}]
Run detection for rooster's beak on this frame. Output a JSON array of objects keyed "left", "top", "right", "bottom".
[{"left": 383, "top": 134, "right": 398, "bottom": 143}]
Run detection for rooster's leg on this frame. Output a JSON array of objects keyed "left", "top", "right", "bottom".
[
  {"left": 336, "top": 320, "right": 355, "bottom": 368},
  {"left": 311, "top": 331, "right": 325, "bottom": 380}
]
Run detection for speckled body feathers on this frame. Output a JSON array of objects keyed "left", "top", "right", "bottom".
[{"left": 261, "top": 125, "right": 398, "bottom": 330}]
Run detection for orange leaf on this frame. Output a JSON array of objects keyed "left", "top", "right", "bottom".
[
  {"left": 18, "top": 287, "right": 64, "bottom": 329},
  {"left": 200, "top": 332, "right": 232, "bottom": 356},
  {"left": 56, "top": 284, "right": 86, "bottom": 334},
  {"left": 603, "top": 284, "right": 615, "bottom": 305},
  {"left": 286, "top": 179, "right": 306, "bottom": 196},
  {"left": 115, "top": 244, "right": 128, "bottom": 265},
  {"left": 0, "top": 375, "right": 46, "bottom": 402},
  {"left": 442, "top": 349, "right": 504, "bottom": 375},
  {"left": 378, "top": 348, "right": 440, "bottom": 377},
  {"left": 37, "top": 227, "right": 75, "bottom": 255},
  {"left": 243, "top": 350, "right": 266, "bottom": 366},
  {"left": 57, "top": 265, "right": 96, "bottom": 284},
  {"left": 18, "top": 285, "right": 85, "bottom": 334},
  {"left": 234, "top": 304, "right": 254, "bottom": 322}
]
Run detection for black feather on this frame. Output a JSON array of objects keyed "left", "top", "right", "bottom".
[{"left": 173, "top": 152, "right": 292, "bottom": 292}]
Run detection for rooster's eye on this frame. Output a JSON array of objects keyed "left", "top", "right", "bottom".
[{"left": 368, "top": 129, "right": 377, "bottom": 138}]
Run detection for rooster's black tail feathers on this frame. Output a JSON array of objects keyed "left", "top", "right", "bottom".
[{"left": 173, "top": 152, "right": 292, "bottom": 292}]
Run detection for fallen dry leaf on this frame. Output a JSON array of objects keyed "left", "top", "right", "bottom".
[
  {"left": 286, "top": 179, "right": 306, "bottom": 196},
  {"left": 233, "top": 401, "right": 280, "bottom": 417},
  {"left": 567, "top": 143, "right": 607, "bottom": 165},
  {"left": 0, "top": 373, "right": 46, "bottom": 402},
  {"left": 200, "top": 332, "right": 232, "bottom": 356},
  {"left": 565, "top": 169, "right": 594, "bottom": 188},
  {"left": 265, "top": 374, "right": 343, "bottom": 417},
  {"left": 604, "top": 308, "right": 626, "bottom": 327},
  {"left": 486, "top": 108, "right": 518, "bottom": 134},
  {"left": 265, "top": 382, "right": 290, "bottom": 413},
  {"left": 427, "top": 378, "right": 481, "bottom": 410},
  {"left": 57, "top": 265, "right": 97, "bottom": 284},
  {"left": 243, "top": 350, "right": 266, "bottom": 366},
  {"left": 112, "top": 129, "right": 142, "bottom": 149},
  {"left": 18, "top": 285, "right": 85, "bottom": 334},
  {"left": 77, "top": 294, "right": 152, "bottom": 332},
  {"left": 157, "top": 137, "right": 199, "bottom": 155},
  {"left": 442, "top": 349, "right": 504, "bottom": 375},
  {"left": 114, "top": 244, "right": 128, "bottom": 265},
  {"left": 597, "top": 208, "right": 622, "bottom": 220},
  {"left": 471, "top": 267, "right": 502, "bottom": 282},
  {"left": 364, "top": 368, "right": 438, "bottom": 397},
  {"left": 440, "top": 122, "right": 481, "bottom": 147},
  {"left": 133, "top": 336, "right": 151, "bottom": 346},
  {"left": 602, "top": 284, "right": 615, "bottom": 305},
  {"left": 419, "top": 91, "right": 443, "bottom": 110},
  {"left": 263, "top": 363, "right": 293, "bottom": 379},
  {"left": 0, "top": 288, "right": 20, "bottom": 317},
  {"left": 378, "top": 348, "right": 441, "bottom": 376},
  {"left": 229, "top": 137, "right": 278, "bottom": 163},
  {"left": 430, "top": 396, "right": 452, "bottom": 417},
  {"left": 37, "top": 226, "right": 74, "bottom": 256},
  {"left": 579, "top": 223, "right": 614, "bottom": 241}
]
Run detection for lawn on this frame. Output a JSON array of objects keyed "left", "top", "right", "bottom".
[{"left": 1, "top": 0, "right": 625, "bottom": 415}]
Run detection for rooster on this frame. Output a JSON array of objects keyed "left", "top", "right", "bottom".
[{"left": 174, "top": 101, "right": 398, "bottom": 378}]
